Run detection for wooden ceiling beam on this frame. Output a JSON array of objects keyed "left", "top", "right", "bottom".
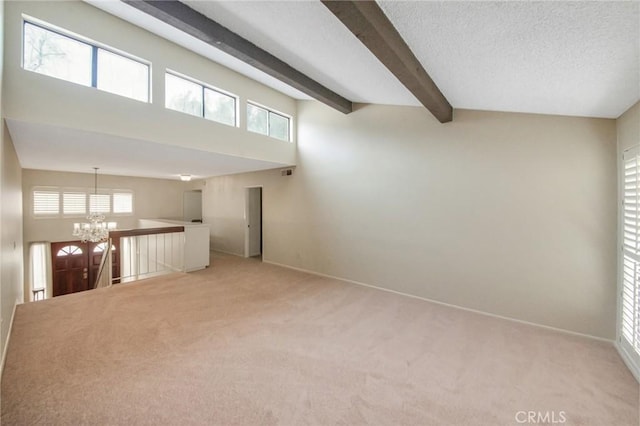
[
  {"left": 123, "top": 0, "right": 353, "bottom": 114},
  {"left": 322, "top": 0, "right": 453, "bottom": 123}
]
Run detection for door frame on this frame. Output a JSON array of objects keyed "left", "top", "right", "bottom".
[
  {"left": 244, "top": 186, "right": 263, "bottom": 258},
  {"left": 51, "top": 240, "right": 89, "bottom": 297},
  {"left": 183, "top": 189, "right": 203, "bottom": 222}
]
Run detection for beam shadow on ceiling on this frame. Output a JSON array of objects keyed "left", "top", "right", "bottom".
[
  {"left": 123, "top": 0, "right": 353, "bottom": 114},
  {"left": 322, "top": 0, "right": 453, "bottom": 123}
]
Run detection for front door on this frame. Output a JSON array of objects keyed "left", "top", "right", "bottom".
[
  {"left": 51, "top": 241, "right": 89, "bottom": 297},
  {"left": 51, "top": 240, "right": 121, "bottom": 297}
]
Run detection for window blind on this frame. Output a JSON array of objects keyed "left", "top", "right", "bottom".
[
  {"left": 89, "top": 194, "right": 110, "bottom": 213},
  {"left": 113, "top": 192, "right": 133, "bottom": 214},
  {"left": 33, "top": 190, "right": 59, "bottom": 215},
  {"left": 63, "top": 192, "right": 86, "bottom": 215},
  {"left": 621, "top": 147, "right": 640, "bottom": 376}
]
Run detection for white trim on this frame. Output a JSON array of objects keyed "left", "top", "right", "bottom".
[
  {"left": 616, "top": 340, "right": 640, "bottom": 383},
  {"left": 165, "top": 69, "right": 239, "bottom": 128},
  {"left": 1, "top": 301, "right": 20, "bottom": 378},
  {"left": 263, "top": 259, "right": 614, "bottom": 344},
  {"left": 246, "top": 100, "right": 292, "bottom": 142},
  {"left": 22, "top": 14, "right": 151, "bottom": 66},
  {"left": 617, "top": 146, "right": 640, "bottom": 381},
  {"left": 212, "top": 248, "right": 243, "bottom": 257}
]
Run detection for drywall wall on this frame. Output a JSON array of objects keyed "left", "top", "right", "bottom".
[
  {"left": 1, "top": 122, "right": 24, "bottom": 359},
  {"left": 617, "top": 101, "right": 640, "bottom": 151},
  {"left": 22, "top": 169, "right": 189, "bottom": 245},
  {"left": 203, "top": 102, "right": 618, "bottom": 339},
  {"left": 2, "top": 1, "right": 296, "bottom": 165},
  {"left": 0, "top": 0, "right": 25, "bottom": 368}
]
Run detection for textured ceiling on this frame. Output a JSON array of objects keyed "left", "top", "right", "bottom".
[
  {"left": 378, "top": 0, "right": 640, "bottom": 118},
  {"left": 18, "top": 1, "right": 637, "bottom": 180},
  {"left": 90, "top": 1, "right": 639, "bottom": 118},
  {"left": 183, "top": 0, "right": 420, "bottom": 106},
  {"left": 184, "top": 0, "right": 638, "bottom": 118}
]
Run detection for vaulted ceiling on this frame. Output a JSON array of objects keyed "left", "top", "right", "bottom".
[
  {"left": 92, "top": 0, "right": 639, "bottom": 119},
  {"left": 11, "top": 1, "right": 639, "bottom": 181}
]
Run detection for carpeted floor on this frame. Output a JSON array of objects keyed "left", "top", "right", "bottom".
[{"left": 1, "top": 252, "right": 638, "bottom": 425}]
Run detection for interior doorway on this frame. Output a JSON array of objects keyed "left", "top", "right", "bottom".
[
  {"left": 244, "top": 187, "right": 263, "bottom": 258},
  {"left": 183, "top": 190, "right": 203, "bottom": 222}
]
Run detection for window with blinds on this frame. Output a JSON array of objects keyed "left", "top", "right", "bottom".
[
  {"left": 33, "top": 190, "right": 60, "bottom": 215},
  {"left": 621, "top": 147, "right": 640, "bottom": 377},
  {"left": 89, "top": 194, "right": 111, "bottom": 213},
  {"left": 62, "top": 192, "right": 86, "bottom": 215},
  {"left": 113, "top": 192, "right": 133, "bottom": 214},
  {"left": 33, "top": 188, "right": 133, "bottom": 217}
]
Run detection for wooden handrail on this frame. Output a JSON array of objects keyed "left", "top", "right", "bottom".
[{"left": 109, "top": 226, "right": 184, "bottom": 239}]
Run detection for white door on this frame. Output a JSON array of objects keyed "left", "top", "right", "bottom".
[
  {"left": 183, "top": 190, "right": 202, "bottom": 222},
  {"left": 245, "top": 187, "right": 262, "bottom": 258}
]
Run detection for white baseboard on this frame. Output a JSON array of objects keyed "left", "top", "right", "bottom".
[
  {"left": 1, "top": 301, "right": 19, "bottom": 378},
  {"left": 615, "top": 340, "right": 640, "bottom": 383},
  {"left": 212, "top": 248, "right": 243, "bottom": 257},
  {"left": 263, "top": 259, "right": 614, "bottom": 344}
]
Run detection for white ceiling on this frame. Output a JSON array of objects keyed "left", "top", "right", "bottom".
[
  {"left": 6, "top": 119, "right": 288, "bottom": 180},
  {"left": 12, "top": 1, "right": 639, "bottom": 181},
  {"left": 377, "top": 1, "right": 640, "bottom": 118},
  {"left": 157, "top": 0, "right": 638, "bottom": 119}
]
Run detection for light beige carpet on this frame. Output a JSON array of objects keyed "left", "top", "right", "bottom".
[{"left": 2, "top": 252, "right": 638, "bottom": 425}]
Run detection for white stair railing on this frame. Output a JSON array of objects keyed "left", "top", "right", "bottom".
[{"left": 109, "top": 226, "right": 185, "bottom": 284}]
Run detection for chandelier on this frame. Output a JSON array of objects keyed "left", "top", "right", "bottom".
[{"left": 73, "top": 167, "right": 109, "bottom": 243}]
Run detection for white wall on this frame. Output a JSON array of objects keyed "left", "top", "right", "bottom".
[
  {"left": 0, "top": 0, "right": 25, "bottom": 367},
  {"left": 1, "top": 125, "right": 24, "bottom": 360},
  {"left": 203, "top": 102, "right": 618, "bottom": 339},
  {"left": 617, "top": 102, "right": 640, "bottom": 152},
  {"left": 22, "top": 169, "right": 188, "bottom": 244},
  {"left": 3, "top": 1, "right": 296, "bottom": 165}
]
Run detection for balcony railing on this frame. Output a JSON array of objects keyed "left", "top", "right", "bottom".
[{"left": 93, "top": 226, "right": 185, "bottom": 288}]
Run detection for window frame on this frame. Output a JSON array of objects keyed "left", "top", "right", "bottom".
[
  {"left": 28, "top": 242, "right": 48, "bottom": 302},
  {"left": 31, "top": 187, "right": 134, "bottom": 218},
  {"left": 164, "top": 70, "right": 239, "bottom": 127},
  {"left": 112, "top": 190, "right": 134, "bottom": 216},
  {"left": 619, "top": 145, "right": 640, "bottom": 382},
  {"left": 246, "top": 100, "right": 292, "bottom": 142},
  {"left": 22, "top": 17, "right": 152, "bottom": 103},
  {"left": 62, "top": 191, "right": 88, "bottom": 216},
  {"left": 32, "top": 187, "right": 60, "bottom": 217}
]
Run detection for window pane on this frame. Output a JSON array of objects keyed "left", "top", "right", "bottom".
[
  {"left": 247, "top": 104, "right": 268, "bottom": 135},
  {"left": 165, "top": 73, "right": 202, "bottom": 117},
  {"left": 204, "top": 88, "right": 236, "bottom": 126},
  {"left": 33, "top": 191, "right": 60, "bottom": 215},
  {"left": 113, "top": 193, "right": 133, "bottom": 214},
  {"left": 89, "top": 194, "right": 110, "bottom": 213},
  {"left": 269, "top": 112, "right": 289, "bottom": 141},
  {"left": 30, "top": 243, "right": 47, "bottom": 292},
  {"left": 63, "top": 192, "right": 86, "bottom": 215},
  {"left": 23, "top": 22, "right": 92, "bottom": 86},
  {"left": 97, "top": 49, "right": 149, "bottom": 102}
]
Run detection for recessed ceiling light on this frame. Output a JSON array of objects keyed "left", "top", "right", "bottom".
[{"left": 180, "top": 174, "right": 192, "bottom": 182}]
